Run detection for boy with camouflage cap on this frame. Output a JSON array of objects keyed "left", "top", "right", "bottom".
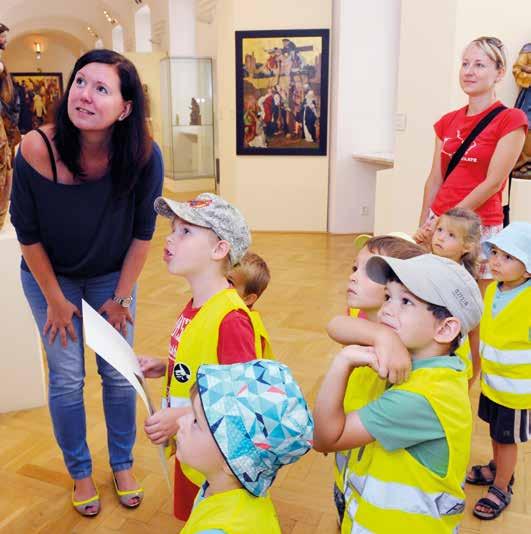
[
  {"left": 139, "top": 193, "right": 265, "bottom": 520},
  {"left": 178, "top": 359, "right": 314, "bottom": 534}
]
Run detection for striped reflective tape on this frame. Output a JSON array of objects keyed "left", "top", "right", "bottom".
[
  {"left": 482, "top": 345, "right": 531, "bottom": 366},
  {"left": 483, "top": 373, "right": 531, "bottom": 394},
  {"left": 346, "top": 472, "right": 464, "bottom": 518}
]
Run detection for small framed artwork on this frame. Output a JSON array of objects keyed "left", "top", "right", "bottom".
[
  {"left": 11, "top": 72, "right": 64, "bottom": 132},
  {"left": 235, "top": 29, "right": 329, "bottom": 156}
]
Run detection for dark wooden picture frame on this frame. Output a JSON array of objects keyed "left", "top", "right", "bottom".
[
  {"left": 11, "top": 72, "right": 64, "bottom": 132},
  {"left": 235, "top": 29, "right": 329, "bottom": 156}
]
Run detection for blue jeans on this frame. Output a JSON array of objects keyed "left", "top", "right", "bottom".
[{"left": 21, "top": 269, "right": 137, "bottom": 480}]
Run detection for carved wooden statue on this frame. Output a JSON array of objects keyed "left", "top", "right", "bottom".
[
  {"left": 190, "top": 97, "right": 201, "bottom": 126},
  {"left": 512, "top": 43, "right": 531, "bottom": 179}
]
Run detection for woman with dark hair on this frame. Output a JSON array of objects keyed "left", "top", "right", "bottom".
[{"left": 9, "top": 49, "right": 163, "bottom": 516}]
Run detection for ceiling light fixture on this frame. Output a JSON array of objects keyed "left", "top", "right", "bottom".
[
  {"left": 103, "top": 9, "right": 118, "bottom": 25},
  {"left": 33, "top": 41, "right": 42, "bottom": 60}
]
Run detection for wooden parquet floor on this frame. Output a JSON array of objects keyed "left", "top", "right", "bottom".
[{"left": 0, "top": 188, "right": 529, "bottom": 533}]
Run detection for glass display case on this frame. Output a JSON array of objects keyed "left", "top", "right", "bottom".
[{"left": 160, "top": 57, "right": 215, "bottom": 180}]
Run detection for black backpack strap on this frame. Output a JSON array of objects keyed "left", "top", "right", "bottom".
[
  {"left": 444, "top": 105, "right": 507, "bottom": 181},
  {"left": 34, "top": 128, "right": 58, "bottom": 183}
]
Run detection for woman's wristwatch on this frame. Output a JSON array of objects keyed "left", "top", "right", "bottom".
[{"left": 112, "top": 294, "right": 134, "bottom": 308}]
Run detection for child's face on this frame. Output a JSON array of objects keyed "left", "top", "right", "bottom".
[
  {"left": 488, "top": 246, "right": 530, "bottom": 288},
  {"left": 378, "top": 281, "right": 441, "bottom": 352},
  {"left": 347, "top": 246, "right": 386, "bottom": 312},
  {"left": 164, "top": 217, "right": 221, "bottom": 276},
  {"left": 176, "top": 393, "right": 225, "bottom": 474},
  {"left": 431, "top": 217, "right": 467, "bottom": 263}
]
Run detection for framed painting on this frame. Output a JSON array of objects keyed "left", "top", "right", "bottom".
[
  {"left": 11, "top": 72, "right": 64, "bottom": 132},
  {"left": 235, "top": 29, "right": 329, "bottom": 156}
]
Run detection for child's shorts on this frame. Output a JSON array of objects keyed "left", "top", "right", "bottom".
[{"left": 478, "top": 393, "right": 530, "bottom": 444}]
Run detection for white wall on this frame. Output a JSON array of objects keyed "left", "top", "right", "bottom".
[
  {"left": 216, "top": 0, "right": 332, "bottom": 232},
  {"left": 328, "top": 0, "right": 400, "bottom": 234},
  {"left": 374, "top": 0, "right": 531, "bottom": 235}
]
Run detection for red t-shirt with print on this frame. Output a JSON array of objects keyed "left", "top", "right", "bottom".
[
  {"left": 166, "top": 299, "right": 256, "bottom": 521},
  {"left": 431, "top": 101, "right": 527, "bottom": 226}
]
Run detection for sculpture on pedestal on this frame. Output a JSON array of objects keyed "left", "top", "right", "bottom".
[
  {"left": 189, "top": 97, "right": 201, "bottom": 125},
  {"left": 0, "top": 22, "right": 17, "bottom": 231},
  {"left": 511, "top": 43, "right": 531, "bottom": 179}
]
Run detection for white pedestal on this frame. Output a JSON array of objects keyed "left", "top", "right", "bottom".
[
  {"left": 510, "top": 179, "right": 531, "bottom": 223},
  {"left": 0, "top": 217, "right": 46, "bottom": 413}
]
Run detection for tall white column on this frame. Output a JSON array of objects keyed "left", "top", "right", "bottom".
[
  {"left": 328, "top": 0, "right": 401, "bottom": 233},
  {"left": 168, "top": 0, "right": 196, "bottom": 56}
]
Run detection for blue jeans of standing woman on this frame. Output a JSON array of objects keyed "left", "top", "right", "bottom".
[{"left": 21, "top": 269, "right": 137, "bottom": 480}]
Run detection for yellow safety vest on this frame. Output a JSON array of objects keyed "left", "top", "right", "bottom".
[
  {"left": 181, "top": 487, "right": 281, "bottom": 534},
  {"left": 480, "top": 282, "right": 531, "bottom": 409},
  {"left": 334, "top": 309, "right": 386, "bottom": 494},
  {"left": 250, "top": 309, "right": 275, "bottom": 359},
  {"left": 163, "top": 288, "right": 263, "bottom": 485},
  {"left": 342, "top": 366, "right": 471, "bottom": 534},
  {"left": 455, "top": 336, "right": 473, "bottom": 379}
]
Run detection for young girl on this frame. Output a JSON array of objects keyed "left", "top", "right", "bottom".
[
  {"left": 430, "top": 208, "right": 482, "bottom": 384},
  {"left": 431, "top": 207, "right": 481, "bottom": 278}
]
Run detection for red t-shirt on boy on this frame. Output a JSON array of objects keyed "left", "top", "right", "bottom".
[
  {"left": 166, "top": 299, "right": 256, "bottom": 521},
  {"left": 431, "top": 101, "right": 527, "bottom": 226}
]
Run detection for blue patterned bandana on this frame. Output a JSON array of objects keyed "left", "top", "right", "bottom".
[{"left": 196, "top": 360, "right": 314, "bottom": 497}]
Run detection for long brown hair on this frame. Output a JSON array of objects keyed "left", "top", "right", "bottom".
[{"left": 54, "top": 49, "right": 152, "bottom": 196}]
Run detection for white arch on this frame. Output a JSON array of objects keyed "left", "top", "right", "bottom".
[
  {"left": 94, "top": 38, "right": 104, "bottom": 50},
  {"left": 112, "top": 25, "right": 124, "bottom": 53},
  {"left": 134, "top": 5, "right": 152, "bottom": 53}
]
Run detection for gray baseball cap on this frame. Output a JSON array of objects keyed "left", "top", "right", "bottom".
[
  {"left": 154, "top": 193, "right": 251, "bottom": 265},
  {"left": 366, "top": 254, "right": 483, "bottom": 336}
]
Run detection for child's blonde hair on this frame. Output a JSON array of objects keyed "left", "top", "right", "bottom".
[
  {"left": 232, "top": 251, "right": 271, "bottom": 299},
  {"left": 440, "top": 208, "right": 481, "bottom": 278}
]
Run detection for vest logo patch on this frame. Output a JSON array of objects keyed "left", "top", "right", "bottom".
[{"left": 174, "top": 363, "right": 191, "bottom": 383}]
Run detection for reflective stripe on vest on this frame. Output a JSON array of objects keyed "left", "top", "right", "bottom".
[
  {"left": 482, "top": 344, "right": 531, "bottom": 366},
  {"left": 483, "top": 373, "right": 531, "bottom": 394},
  {"left": 163, "top": 397, "right": 191, "bottom": 409},
  {"left": 346, "top": 472, "right": 464, "bottom": 519}
]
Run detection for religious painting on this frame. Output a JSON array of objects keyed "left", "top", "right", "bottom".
[
  {"left": 11, "top": 72, "right": 63, "bottom": 133},
  {"left": 235, "top": 29, "right": 329, "bottom": 155}
]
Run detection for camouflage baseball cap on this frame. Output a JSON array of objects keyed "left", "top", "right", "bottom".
[{"left": 154, "top": 192, "right": 251, "bottom": 265}]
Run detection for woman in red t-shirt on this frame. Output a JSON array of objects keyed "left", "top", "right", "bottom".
[{"left": 415, "top": 36, "right": 527, "bottom": 284}]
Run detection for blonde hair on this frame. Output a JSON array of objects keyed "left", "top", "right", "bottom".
[
  {"left": 440, "top": 208, "right": 481, "bottom": 278},
  {"left": 469, "top": 36, "right": 506, "bottom": 71},
  {"left": 231, "top": 251, "right": 271, "bottom": 299}
]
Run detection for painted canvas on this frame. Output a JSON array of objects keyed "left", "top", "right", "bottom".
[
  {"left": 11, "top": 72, "right": 63, "bottom": 132},
  {"left": 236, "top": 29, "right": 329, "bottom": 155}
]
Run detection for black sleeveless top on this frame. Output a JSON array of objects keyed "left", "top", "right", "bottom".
[{"left": 9, "top": 133, "right": 164, "bottom": 278}]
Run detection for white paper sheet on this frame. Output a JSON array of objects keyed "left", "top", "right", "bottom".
[{"left": 82, "top": 299, "right": 171, "bottom": 489}]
